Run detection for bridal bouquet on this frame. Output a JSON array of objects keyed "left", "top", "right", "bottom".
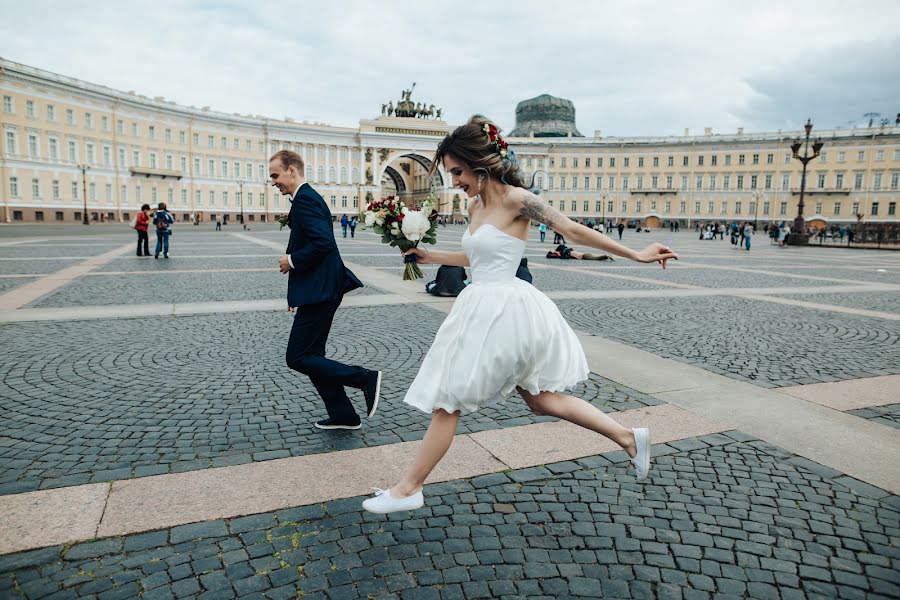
[{"left": 364, "top": 195, "right": 438, "bottom": 279}]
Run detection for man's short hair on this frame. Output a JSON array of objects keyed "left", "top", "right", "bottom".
[{"left": 270, "top": 150, "right": 305, "bottom": 173}]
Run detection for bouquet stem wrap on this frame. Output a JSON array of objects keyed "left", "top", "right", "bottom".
[{"left": 403, "top": 247, "right": 424, "bottom": 280}]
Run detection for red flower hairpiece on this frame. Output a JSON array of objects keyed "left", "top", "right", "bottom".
[{"left": 482, "top": 123, "right": 509, "bottom": 158}]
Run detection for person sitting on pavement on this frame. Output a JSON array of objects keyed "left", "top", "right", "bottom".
[{"left": 546, "top": 244, "right": 614, "bottom": 261}]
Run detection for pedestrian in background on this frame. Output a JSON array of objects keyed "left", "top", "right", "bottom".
[
  {"left": 153, "top": 203, "right": 174, "bottom": 259},
  {"left": 135, "top": 204, "right": 151, "bottom": 257}
]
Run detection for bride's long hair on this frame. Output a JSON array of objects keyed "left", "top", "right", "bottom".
[{"left": 430, "top": 115, "right": 530, "bottom": 190}]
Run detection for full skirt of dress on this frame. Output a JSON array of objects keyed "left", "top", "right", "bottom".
[{"left": 403, "top": 278, "right": 589, "bottom": 414}]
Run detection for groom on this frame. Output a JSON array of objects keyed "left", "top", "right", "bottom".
[{"left": 270, "top": 150, "right": 381, "bottom": 430}]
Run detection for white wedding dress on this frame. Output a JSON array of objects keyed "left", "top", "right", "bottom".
[{"left": 404, "top": 224, "right": 589, "bottom": 414}]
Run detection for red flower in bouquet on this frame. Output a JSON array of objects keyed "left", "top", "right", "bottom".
[{"left": 363, "top": 195, "right": 438, "bottom": 280}]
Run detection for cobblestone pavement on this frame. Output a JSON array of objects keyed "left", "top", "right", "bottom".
[
  {"left": 96, "top": 258, "right": 282, "bottom": 273},
  {"left": 764, "top": 267, "right": 900, "bottom": 286},
  {"left": 2, "top": 225, "right": 899, "bottom": 597},
  {"left": 1, "top": 433, "right": 898, "bottom": 600},
  {"left": 633, "top": 268, "right": 848, "bottom": 289},
  {"left": 26, "top": 271, "right": 388, "bottom": 308},
  {"left": 773, "top": 292, "right": 900, "bottom": 314},
  {"left": 0, "top": 277, "right": 37, "bottom": 294},
  {"left": 0, "top": 306, "right": 659, "bottom": 494},
  {"left": 0, "top": 259, "right": 81, "bottom": 275},
  {"left": 557, "top": 296, "right": 900, "bottom": 387},
  {"left": 847, "top": 404, "right": 900, "bottom": 430}
]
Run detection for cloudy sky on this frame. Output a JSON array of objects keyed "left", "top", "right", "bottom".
[{"left": 2, "top": 0, "right": 898, "bottom": 137}]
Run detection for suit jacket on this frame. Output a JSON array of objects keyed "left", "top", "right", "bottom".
[{"left": 286, "top": 183, "right": 363, "bottom": 306}]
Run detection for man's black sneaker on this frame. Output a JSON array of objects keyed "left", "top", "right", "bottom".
[{"left": 314, "top": 418, "right": 361, "bottom": 430}]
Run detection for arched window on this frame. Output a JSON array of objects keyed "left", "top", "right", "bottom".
[
  {"left": 328, "top": 166, "right": 336, "bottom": 182},
  {"left": 340, "top": 167, "right": 348, "bottom": 184},
  {"left": 317, "top": 166, "right": 324, "bottom": 182},
  {"left": 306, "top": 165, "right": 313, "bottom": 181}
]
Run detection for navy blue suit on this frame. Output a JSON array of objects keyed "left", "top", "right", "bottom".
[{"left": 284, "top": 183, "right": 368, "bottom": 424}]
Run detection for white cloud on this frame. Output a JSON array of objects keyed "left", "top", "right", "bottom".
[{"left": 2, "top": 0, "right": 898, "bottom": 136}]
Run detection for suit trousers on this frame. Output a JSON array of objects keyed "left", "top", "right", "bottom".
[{"left": 286, "top": 299, "right": 368, "bottom": 423}]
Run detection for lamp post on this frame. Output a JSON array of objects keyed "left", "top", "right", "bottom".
[
  {"left": 752, "top": 190, "right": 762, "bottom": 230},
  {"left": 600, "top": 191, "right": 608, "bottom": 231},
  {"left": 789, "top": 119, "right": 824, "bottom": 245},
  {"left": 77, "top": 163, "right": 90, "bottom": 225},
  {"left": 237, "top": 180, "right": 245, "bottom": 229}
]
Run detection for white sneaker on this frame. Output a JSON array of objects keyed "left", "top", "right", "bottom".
[
  {"left": 631, "top": 427, "right": 651, "bottom": 480},
  {"left": 362, "top": 488, "right": 424, "bottom": 514}
]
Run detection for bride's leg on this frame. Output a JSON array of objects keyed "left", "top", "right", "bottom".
[
  {"left": 518, "top": 387, "right": 637, "bottom": 457},
  {"left": 392, "top": 408, "right": 461, "bottom": 498}
]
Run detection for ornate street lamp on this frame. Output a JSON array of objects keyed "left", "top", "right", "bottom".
[
  {"left": 237, "top": 179, "right": 245, "bottom": 229},
  {"left": 77, "top": 163, "right": 90, "bottom": 225},
  {"left": 600, "top": 191, "right": 608, "bottom": 230},
  {"left": 789, "top": 119, "right": 824, "bottom": 245},
  {"left": 752, "top": 190, "right": 762, "bottom": 230}
]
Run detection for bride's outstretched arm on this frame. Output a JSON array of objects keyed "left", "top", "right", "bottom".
[
  {"left": 516, "top": 190, "right": 678, "bottom": 267},
  {"left": 403, "top": 247, "right": 470, "bottom": 267}
]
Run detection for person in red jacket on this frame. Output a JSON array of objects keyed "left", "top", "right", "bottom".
[{"left": 135, "top": 203, "right": 151, "bottom": 256}]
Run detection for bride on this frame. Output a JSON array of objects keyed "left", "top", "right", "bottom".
[{"left": 363, "top": 115, "right": 678, "bottom": 514}]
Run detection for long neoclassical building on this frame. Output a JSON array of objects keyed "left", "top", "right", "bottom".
[{"left": 2, "top": 57, "right": 899, "bottom": 229}]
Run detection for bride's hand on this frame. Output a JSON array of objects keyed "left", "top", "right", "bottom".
[
  {"left": 634, "top": 243, "right": 678, "bottom": 269},
  {"left": 402, "top": 247, "right": 432, "bottom": 265}
]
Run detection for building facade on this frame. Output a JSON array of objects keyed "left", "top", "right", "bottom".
[{"left": 2, "top": 58, "right": 899, "bottom": 228}]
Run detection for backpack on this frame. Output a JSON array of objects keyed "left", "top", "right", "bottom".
[
  {"left": 128, "top": 216, "right": 137, "bottom": 229},
  {"left": 155, "top": 212, "right": 170, "bottom": 231},
  {"left": 425, "top": 266, "right": 467, "bottom": 297},
  {"left": 515, "top": 258, "right": 533, "bottom": 284}
]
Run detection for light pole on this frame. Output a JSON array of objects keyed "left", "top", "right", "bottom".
[
  {"left": 77, "top": 163, "right": 90, "bottom": 225},
  {"left": 600, "top": 191, "right": 608, "bottom": 231},
  {"left": 789, "top": 119, "right": 824, "bottom": 245},
  {"left": 752, "top": 190, "right": 762, "bottom": 230},
  {"left": 237, "top": 180, "right": 245, "bottom": 229}
]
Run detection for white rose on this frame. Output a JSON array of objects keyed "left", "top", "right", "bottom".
[
  {"left": 401, "top": 210, "right": 431, "bottom": 242},
  {"left": 364, "top": 212, "right": 376, "bottom": 226}
]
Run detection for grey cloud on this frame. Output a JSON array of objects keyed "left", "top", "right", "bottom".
[{"left": 734, "top": 37, "right": 900, "bottom": 131}]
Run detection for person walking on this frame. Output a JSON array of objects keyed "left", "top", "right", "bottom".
[
  {"left": 340, "top": 214, "right": 349, "bottom": 238},
  {"left": 153, "top": 203, "right": 173, "bottom": 259},
  {"left": 362, "top": 115, "right": 677, "bottom": 514},
  {"left": 215, "top": 214, "right": 222, "bottom": 231},
  {"left": 743, "top": 222, "right": 753, "bottom": 251},
  {"left": 270, "top": 150, "right": 382, "bottom": 430},
  {"left": 538, "top": 222, "right": 547, "bottom": 242},
  {"left": 617, "top": 221, "right": 625, "bottom": 240},
  {"left": 135, "top": 203, "right": 151, "bottom": 257},
  {"left": 349, "top": 215, "right": 358, "bottom": 238}
]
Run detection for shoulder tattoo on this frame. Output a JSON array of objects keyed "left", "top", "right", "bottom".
[{"left": 519, "top": 193, "right": 564, "bottom": 228}]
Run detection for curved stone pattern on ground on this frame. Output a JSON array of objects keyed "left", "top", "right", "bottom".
[
  {"left": 1, "top": 435, "right": 897, "bottom": 600},
  {"left": 0, "top": 307, "right": 659, "bottom": 494},
  {"left": 557, "top": 296, "right": 900, "bottom": 387}
]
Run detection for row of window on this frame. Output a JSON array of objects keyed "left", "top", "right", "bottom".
[
  {"left": 533, "top": 171, "right": 900, "bottom": 192},
  {"left": 540, "top": 197, "right": 896, "bottom": 217},
  {"left": 525, "top": 148, "right": 900, "bottom": 170},
  {"left": 5, "top": 175, "right": 360, "bottom": 208}
]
